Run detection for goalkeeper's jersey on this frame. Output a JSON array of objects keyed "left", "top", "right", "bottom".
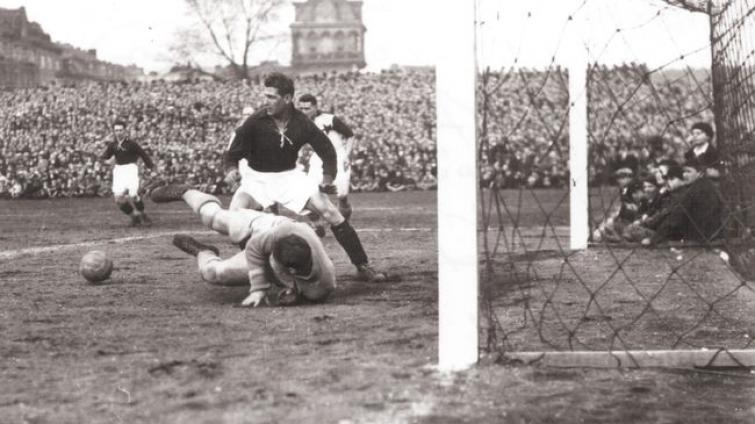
[{"left": 242, "top": 215, "right": 335, "bottom": 295}]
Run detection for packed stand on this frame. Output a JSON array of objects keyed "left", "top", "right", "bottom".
[
  {"left": 0, "top": 68, "right": 437, "bottom": 198},
  {"left": 1, "top": 64, "right": 713, "bottom": 198}
]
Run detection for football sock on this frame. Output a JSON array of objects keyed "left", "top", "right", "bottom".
[
  {"left": 118, "top": 202, "right": 134, "bottom": 215},
  {"left": 331, "top": 221, "right": 368, "bottom": 265},
  {"left": 133, "top": 198, "right": 145, "bottom": 212}
]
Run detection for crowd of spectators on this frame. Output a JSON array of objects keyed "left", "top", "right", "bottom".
[
  {"left": 0, "top": 63, "right": 713, "bottom": 199},
  {"left": 479, "top": 63, "right": 713, "bottom": 189}
]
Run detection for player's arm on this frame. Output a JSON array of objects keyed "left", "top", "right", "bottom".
[
  {"left": 134, "top": 142, "right": 156, "bottom": 170},
  {"left": 306, "top": 120, "right": 338, "bottom": 188},
  {"left": 241, "top": 239, "right": 274, "bottom": 307},
  {"left": 101, "top": 142, "right": 114, "bottom": 161},
  {"left": 331, "top": 115, "right": 354, "bottom": 139},
  {"left": 223, "top": 122, "right": 252, "bottom": 186}
]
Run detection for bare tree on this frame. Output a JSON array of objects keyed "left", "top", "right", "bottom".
[{"left": 180, "top": 0, "right": 287, "bottom": 80}]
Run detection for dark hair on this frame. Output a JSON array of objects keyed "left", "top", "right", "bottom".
[
  {"left": 640, "top": 173, "right": 659, "bottom": 187},
  {"left": 298, "top": 93, "right": 318, "bottom": 105},
  {"left": 665, "top": 164, "right": 684, "bottom": 180},
  {"left": 273, "top": 234, "right": 312, "bottom": 273},
  {"left": 264, "top": 72, "right": 295, "bottom": 97},
  {"left": 657, "top": 159, "right": 679, "bottom": 170},
  {"left": 691, "top": 122, "right": 714, "bottom": 139},
  {"left": 112, "top": 119, "right": 127, "bottom": 128},
  {"left": 647, "top": 135, "right": 665, "bottom": 150}
]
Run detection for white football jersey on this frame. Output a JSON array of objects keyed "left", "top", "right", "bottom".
[{"left": 313, "top": 113, "right": 348, "bottom": 158}]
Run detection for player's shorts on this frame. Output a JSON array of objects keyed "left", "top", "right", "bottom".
[
  {"left": 238, "top": 167, "right": 318, "bottom": 213},
  {"left": 308, "top": 154, "right": 350, "bottom": 197},
  {"left": 112, "top": 163, "right": 140, "bottom": 196}
]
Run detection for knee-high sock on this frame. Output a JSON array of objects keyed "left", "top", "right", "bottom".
[
  {"left": 331, "top": 220, "right": 368, "bottom": 266},
  {"left": 118, "top": 201, "right": 134, "bottom": 215}
]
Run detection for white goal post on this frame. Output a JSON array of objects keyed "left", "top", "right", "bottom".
[{"left": 437, "top": 0, "right": 479, "bottom": 371}]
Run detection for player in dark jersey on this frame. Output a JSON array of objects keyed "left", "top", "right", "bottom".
[
  {"left": 101, "top": 120, "right": 155, "bottom": 226},
  {"left": 224, "top": 72, "right": 387, "bottom": 283}
]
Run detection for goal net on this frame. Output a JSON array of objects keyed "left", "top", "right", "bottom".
[{"left": 475, "top": 0, "right": 755, "bottom": 367}]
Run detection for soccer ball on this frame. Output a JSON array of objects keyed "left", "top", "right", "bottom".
[{"left": 79, "top": 250, "right": 114, "bottom": 283}]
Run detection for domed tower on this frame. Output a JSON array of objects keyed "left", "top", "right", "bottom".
[{"left": 290, "top": 0, "right": 366, "bottom": 73}]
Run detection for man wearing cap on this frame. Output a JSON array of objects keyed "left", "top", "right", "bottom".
[{"left": 684, "top": 122, "right": 721, "bottom": 179}]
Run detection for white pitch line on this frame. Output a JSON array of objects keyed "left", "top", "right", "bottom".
[
  {"left": 0, "top": 230, "right": 217, "bottom": 260},
  {"left": 0, "top": 227, "right": 436, "bottom": 260}
]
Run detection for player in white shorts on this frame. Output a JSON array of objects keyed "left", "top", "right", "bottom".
[
  {"left": 101, "top": 120, "right": 155, "bottom": 226},
  {"left": 150, "top": 183, "right": 335, "bottom": 307},
  {"left": 223, "top": 72, "right": 386, "bottom": 283},
  {"left": 297, "top": 93, "right": 355, "bottom": 236}
]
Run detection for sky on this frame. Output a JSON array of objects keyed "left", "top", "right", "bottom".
[{"left": 0, "top": 0, "right": 713, "bottom": 73}]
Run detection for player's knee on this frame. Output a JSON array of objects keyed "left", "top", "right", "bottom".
[
  {"left": 309, "top": 196, "right": 342, "bottom": 224},
  {"left": 199, "top": 265, "right": 222, "bottom": 285}
]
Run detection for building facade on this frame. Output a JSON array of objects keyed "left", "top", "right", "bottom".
[
  {"left": 290, "top": 0, "right": 366, "bottom": 73},
  {"left": 0, "top": 7, "right": 142, "bottom": 88}
]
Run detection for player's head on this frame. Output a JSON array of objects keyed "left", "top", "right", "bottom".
[
  {"left": 690, "top": 122, "right": 714, "bottom": 146},
  {"left": 112, "top": 119, "right": 127, "bottom": 141},
  {"left": 297, "top": 93, "right": 318, "bottom": 119},
  {"left": 273, "top": 234, "right": 312, "bottom": 275},
  {"left": 263, "top": 72, "right": 294, "bottom": 117}
]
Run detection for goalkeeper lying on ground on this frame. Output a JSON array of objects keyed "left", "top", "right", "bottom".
[{"left": 150, "top": 182, "right": 335, "bottom": 307}]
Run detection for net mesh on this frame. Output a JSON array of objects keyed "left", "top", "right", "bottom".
[{"left": 476, "top": 0, "right": 755, "bottom": 360}]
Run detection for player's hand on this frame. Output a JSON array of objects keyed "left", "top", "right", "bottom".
[
  {"left": 225, "top": 169, "right": 241, "bottom": 190},
  {"left": 241, "top": 290, "right": 267, "bottom": 307},
  {"left": 319, "top": 183, "right": 337, "bottom": 194},
  {"left": 225, "top": 169, "right": 241, "bottom": 184}
]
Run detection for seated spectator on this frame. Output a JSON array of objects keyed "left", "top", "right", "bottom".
[
  {"left": 641, "top": 163, "right": 723, "bottom": 245},
  {"left": 593, "top": 176, "right": 644, "bottom": 243},
  {"left": 683, "top": 122, "right": 721, "bottom": 180},
  {"left": 386, "top": 169, "right": 415, "bottom": 192}
]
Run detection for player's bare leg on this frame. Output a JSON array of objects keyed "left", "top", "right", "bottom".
[
  {"left": 304, "top": 192, "right": 386, "bottom": 282},
  {"left": 229, "top": 189, "right": 263, "bottom": 211}
]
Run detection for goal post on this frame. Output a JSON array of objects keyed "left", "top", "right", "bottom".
[{"left": 437, "top": 0, "right": 479, "bottom": 371}]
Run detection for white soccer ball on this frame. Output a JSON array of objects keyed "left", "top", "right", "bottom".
[{"left": 79, "top": 250, "right": 114, "bottom": 283}]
